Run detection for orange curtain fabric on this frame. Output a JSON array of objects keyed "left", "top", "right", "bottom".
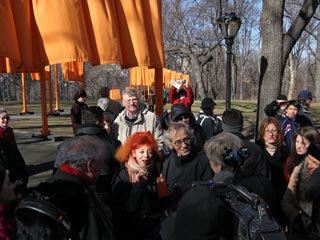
[
  {"left": 130, "top": 67, "right": 190, "bottom": 88},
  {"left": 30, "top": 65, "right": 51, "bottom": 80},
  {"left": 60, "top": 62, "right": 84, "bottom": 82},
  {"left": 110, "top": 89, "right": 121, "bottom": 101},
  {"left": 0, "top": 0, "right": 165, "bottom": 73}
]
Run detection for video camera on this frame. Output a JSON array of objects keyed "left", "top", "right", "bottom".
[{"left": 192, "top": 181, "right": 287, "bottom": 240}]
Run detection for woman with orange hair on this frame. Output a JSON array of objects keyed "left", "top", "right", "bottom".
[{"left": 111, "top": 131, "right": 165, "bottom": 240}]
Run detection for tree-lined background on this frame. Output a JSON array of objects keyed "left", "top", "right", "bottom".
[{"left": 0, "top": 0, "right": 319, "bottom": 122}]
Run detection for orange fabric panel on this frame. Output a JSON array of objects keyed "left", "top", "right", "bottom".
[
  {"left": 0, "top": 0, "right": 165, "bottom": 72},
  {"left": 0, "top": 0, "right": 46, "bottom": 72},
  {"left": 115, "top": 0, "right": 165, "bottom": 68},
  {"left": 30, "top": 65, "right": 51, "bottom": 80},
  {"left": 110, "top": 89, "right": 121, "bottom": 100},
  {"left": 60, "top": 62, "right": 84, "bottom": 82}
]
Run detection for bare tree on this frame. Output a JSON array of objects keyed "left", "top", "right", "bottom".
[{"left": 258, "top": 0, "right": 319, "bottom": 128}]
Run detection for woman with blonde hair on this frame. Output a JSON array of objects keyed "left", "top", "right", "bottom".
[{"left": 112, "top": 131, "right": 164, "bottom": 240}]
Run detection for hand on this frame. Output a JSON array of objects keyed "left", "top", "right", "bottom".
[
  {"left": 288, "top": 165, "right": 301, "bottom": 191},
  {"left": 136, "top": 170, "right": 148, "bottom": 182}
]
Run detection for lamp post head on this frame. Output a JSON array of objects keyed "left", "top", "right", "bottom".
[{"left": 218, "top": 12, "right": 241, "bottom": 44}]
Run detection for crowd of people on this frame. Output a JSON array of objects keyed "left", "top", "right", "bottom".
[{"left": 0, "top": 84, "right": 319, "bottom": 239}]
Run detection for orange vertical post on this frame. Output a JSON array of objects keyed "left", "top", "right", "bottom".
[
  {"left": 48, "top": 67, "right": 53, "bottom": 114},
  {"left": 54, "top": 64, "right": 60, "bottom": 111},
  {"left": 154, "top": 68, "right": 163, "bottom": 115},
  {"left": 21, "top": 73, "right": 28, "bottom": 113},
  {"left": 39, "top": 70, "right": 50, "bottom": 136}
]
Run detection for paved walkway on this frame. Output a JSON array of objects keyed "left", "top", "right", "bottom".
[{"left": 15, "top": 129, "right": 64, "bottom": 187}]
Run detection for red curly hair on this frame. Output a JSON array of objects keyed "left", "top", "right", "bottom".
[{"left": 115, "top": 131, "right": 161, "bottom": 163}]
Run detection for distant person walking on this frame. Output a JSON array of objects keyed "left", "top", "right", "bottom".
[
  {"left": 0, "top": 109, "right": 16, "bottom": 145},
  {"left": 70, "top": 89, "right": 88, "bottom": 136}
]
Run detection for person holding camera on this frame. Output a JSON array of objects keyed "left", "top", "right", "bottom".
[
  {"left": 204, "top": 132, "right": 280, "bottom": 223},
  {"left": 264, "top": 94, "right": 288, "bottom": 118},
  {"left": 168, "top": 79, "right": 194, "bottom": 110}
]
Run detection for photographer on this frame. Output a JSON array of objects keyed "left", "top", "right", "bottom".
[
  {"left": 204, "top": 132, "right": 281, "bottom": 223},
  {"left": 168, "top": 79, "right": 194, "bottom": 110}
]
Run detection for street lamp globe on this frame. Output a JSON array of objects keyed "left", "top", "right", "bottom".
[{"left": 218, "top": 12, "right": 241, "bottom": 44}]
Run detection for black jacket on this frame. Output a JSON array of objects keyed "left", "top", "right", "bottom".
[
  {"left": 161, "top": 149, "right": 213, "bottom": 210},
  {"left": 0, "top": 139, "right": 28, "bottom": 185},
  {"left": 26, "top": 169, "right": 115, "bottom": 240},
  {"left": 112, "top": 165, "right": 165, "bottom": 240}
]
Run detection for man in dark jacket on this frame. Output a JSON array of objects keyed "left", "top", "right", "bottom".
[
  {"left": 161, "top": 121, "right": 213, "bottom": 210},
  {"left": 264, "top": 94, "right": 287, "bottom": 118},
  {"left": 15, "top": 135, "right": 115, "bottom": 240},
  {"left": 195, "top": 97, "right": 222, "bottom": 140},
  {"left": 222, "top": 108, "right": 270, "bottom": 178},
  {"left": 55, "top": 106, "right": 120, "bottom": 204}
]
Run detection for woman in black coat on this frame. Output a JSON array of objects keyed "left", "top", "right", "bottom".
[{"left": 256, "top": 117, "right": 289, "bottom": 228}]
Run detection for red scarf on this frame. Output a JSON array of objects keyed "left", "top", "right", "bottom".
[{"left": 59, "top": 164, "right": 91, "bottom": 182}]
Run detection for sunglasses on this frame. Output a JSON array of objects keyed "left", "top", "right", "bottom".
[{"left": 176, "top": 114, "right": 190, "bottom": 121}]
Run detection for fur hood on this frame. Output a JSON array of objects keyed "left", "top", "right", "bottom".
[{"left": 294, "top": 159, "right": 313, "bottom": 216}]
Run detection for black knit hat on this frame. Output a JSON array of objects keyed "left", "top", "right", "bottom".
[
  {"left": 277, "top": 94, "right": 287, "bottom": 103},
  {"left": 222, "top": 109, "right": 243, "bottom": 133},
  {"left": 174, "top": 185, "right": 227, "bottom": 240},
  {"left": 73, "top": 89, "right": 87, "bottom": 101},
  {"left": 307, "top": 143, "right": 320, "bottom": 161},
  {"left": 171, "top": 104, "right": 194, "bottom": 121},
  {"left": 201, "top": 98, "right": 216, "bottom": 109}
]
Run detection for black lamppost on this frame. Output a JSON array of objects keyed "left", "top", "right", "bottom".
[{"left": 218, "top": 12, "right": 241, "bottom": 109}]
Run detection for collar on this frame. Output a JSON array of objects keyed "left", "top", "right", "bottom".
[{"left": 59, "top": 164, "right": 91, "bottom": 182}]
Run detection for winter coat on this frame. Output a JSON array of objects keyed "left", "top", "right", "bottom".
[
  {"left": 32, "top": 169, "right": 115, "bottom": 240},
  {"left": 168, "top": 86, "right": 194, "bottom": 110},
  {"left": 281, "top": 159, "right": 313, "bottom": 240},
  {"left": 230, "top": 132, "right": 270, "bottom": 178},
  {"left": 279, "top": 114, "right": 313, "bottom": 151},
  {"left": 70, "top": 101, "right": 88, "bottom": 135},
  {"left": 161, "top": 149, "right": 213, "bottom": 210},
  {"left": 0, "top": 127, "right": 16, "bottom": 145},
  {"left": 112, "top": 166, "right": 166, "bottom": 240},
  {"left": 112, "top": 108, "right": 164, "bottom": 150},
  {"left": 256, "top": 141, "right": 289, "bottom": 201}
]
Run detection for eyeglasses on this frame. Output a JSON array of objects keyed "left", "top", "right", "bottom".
[
  {"left": 1, "top": 117, "right": 9, "bottom": 120},
  {"left": 173, "top": 137, "right": 192, "bottom": 147},
  {"left": 125, "top": 98, "right": 138, "bottom": 104},
  {"left": 265, "top": 129, "right": 278, "bottom": 135},
  {"left": 176, "top": 114, "right": 190, "bottom": 121}
]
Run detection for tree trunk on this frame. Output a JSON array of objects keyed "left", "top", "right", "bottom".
[
  {"left": 288, "top": 53, "right": 296, "bottom": 100},
  {"left": 315, "top": 26, "right": 320, "bottom": 102},
  {"left": 257, "top": 0, "right": 284, "bottom": 133},
  {"left": 190, "top": 54, "right": 206, "bottom": 99}
]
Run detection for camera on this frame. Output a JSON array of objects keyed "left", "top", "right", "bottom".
[
  {"left": 192, "top": 181, "right": 286, "bottom": 240},
  {"left": 224, "top": 147, "right": 250, "bottom": 169}
]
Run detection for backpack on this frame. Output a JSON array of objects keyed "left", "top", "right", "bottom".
[{"left": 195, "top": 113, "right": 222, "bottom": 136}]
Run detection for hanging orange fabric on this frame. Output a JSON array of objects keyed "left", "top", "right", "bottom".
[{"left": 60, "top": 62, "right": 84, "bottom": 82}]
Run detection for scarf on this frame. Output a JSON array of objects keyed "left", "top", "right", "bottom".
[
  {"left": 265, "top": 142, "right": 277, "bottom": 156},
  {"left": 60, "top": 164, "right": 91, "bottom": 182},
  {"left": 125, "top": 156, "right": 152, "bottom": 183}
]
